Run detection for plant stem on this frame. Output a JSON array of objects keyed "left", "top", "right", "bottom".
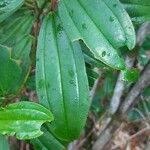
[{"left": 51, "top": 0, "right": 59, "bottom": 11}]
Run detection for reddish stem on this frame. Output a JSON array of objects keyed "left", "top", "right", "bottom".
[{"left": 51, "top": 0, "right": 59, "bottom": 11}]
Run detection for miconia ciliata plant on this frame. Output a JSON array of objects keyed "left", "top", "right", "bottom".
[{"left": 0, "top": 0, "right": 150, "bottom": 149}]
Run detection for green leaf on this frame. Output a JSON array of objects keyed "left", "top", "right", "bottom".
[
  {"left": 80, "top": 41, "right": 108, "bottom": 69},
  {"left": 58, "top": 0, "right": 136, "bottom": 69},
  {"left": 84, "top": 52, "right": 106, "bottom": 69},
  {"left": 128, "top": 86, "right": 150, "bottom": 121},
  {"left": 128, "top": 109, "right": 142, "bottom": 121},
  {"left": 143, "top": 86, "right": 150, "bottom": 97},
  {"left": 91, "top": 71, "right": 117, "bottom": 114},
  {"left": 142, "top": 35, "right": 150, "bottom": 50},
  {"left": 0, "top": 134, "right": 10, "bottom": 150},
  {"left": 120, "top": 0, "right": 150, "bottom": 24},
  {"left": 36, "top": 13, "right": 89, "bottom": 141},
  {"left": 26, "top": 74, "right": 36, "bottom": 91},
  {"left": 0, "top": 45, "right": 21, "bottom": 96},
  {"left": 0, "top": 101, "right": 54, "bottom": 140},
  {"left": 86, "top": 65, "right": 99, "bottom": 88},
  {"left": 0, "top": 10, "right": 35, "bottom": 95},
  {"left": 36, "top": 0, "right": 47, "bottom": 9},
  {"left": 11, "top": 34, "right": 33, "bottom": 93},
  {"left": 0, "top": 11, "right": 35, "bottom": 44},
  {"left": 122, "top": 68, "right": 139, "bottom": 82},
  {"left": 31, "top": 126, "right": 65, "bottom": 150},
  {"left": 0, "top": 0, "right": 25, "bottom": 23}
]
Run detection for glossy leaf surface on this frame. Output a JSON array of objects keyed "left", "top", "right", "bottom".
[
  {"left": 0, "top": 102, "right": 54, "bottom": 140},
  {"left": 0, "top": 0, "right": 24, "bottom": 22},
  {"left": 58, "top": 0, "right": 136, "bottom": 69},
  {"left": 36, "top": 13, "right": 89, "bottom": 141},
  {"left": 121, "top": 0, "right": 150, "bottom": 24}
]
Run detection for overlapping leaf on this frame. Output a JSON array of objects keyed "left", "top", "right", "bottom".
[
  {"left": 58, "top": 0, "right": 136, "bottom": 70},
  {"left": 0, "top": 0, "right": 24, "bottom": 23},
  {"left": 0, "top": 102, "right": 54, "bottom": 140},
  {"left": 0, "top": 45, "right": 21, "bottom": 96},
  {"left": 11, "top": 35, "right": 33, "bottom": 93},
  {"left": 86, "top": 65, "right": 99, "bottom": 88},
  {"left": 36, "top": 13, "right": 89, "bottom": 141},
  {"left": 80, "top": 41, "right": 107, "bottom": 69},
  {"left": 31, "top": 126, "right": 64, "bottom": 150},
  {"left": 0, "top": 10, "right": 35, "bottom": 95},
  {"left": 0, "top": 10, "right": 34, "bottom": 44},
  {"left": 120, "top": 0, "right": 150, "bottom": 24}
]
